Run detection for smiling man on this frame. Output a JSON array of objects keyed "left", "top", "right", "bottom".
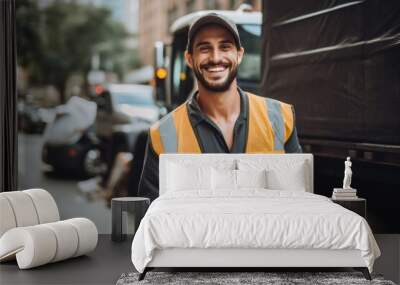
[{"left": 137, "top": 13, "right": 302, "bottom": 201}]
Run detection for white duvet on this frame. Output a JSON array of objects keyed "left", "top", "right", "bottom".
[{"left": 131, "top": 190, "right": 380, "bottom": 273}]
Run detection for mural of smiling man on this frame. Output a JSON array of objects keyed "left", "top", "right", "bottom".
[{"left": 138, "top": 13, "right": 302, "bottom": 201}]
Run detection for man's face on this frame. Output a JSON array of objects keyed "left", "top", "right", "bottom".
[{"left": 185, "top": 24, "right": 244, "bottom": 92}]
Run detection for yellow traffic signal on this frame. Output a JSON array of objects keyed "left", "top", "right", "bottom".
[
  {"left": 156, "top": 68, "right": 167, "bottom": 79},
  {"left": 179, "top": 72, "right": 187, "bottom": 81}
]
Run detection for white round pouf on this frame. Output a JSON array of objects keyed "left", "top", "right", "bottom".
[
  {"left": 23, "top": 189, "right": 60, "bottom": 223},
  {"left": 42, "top": 221, "right": 79, "bottom": 262},
  {"left": 0, "top": 226, "right": 57, "bottom": 269},
  {"left": 65, "top": 218, "right": 98, "bottom": 257},
  {"left": 1, "top": 191, "right": 39, "bottom": 227},
  {"left": 0, "top": 189, "right": 98, "bottom": 269},
  {"left": 0, "top": 196, "right": 17, "bottom": 237}
]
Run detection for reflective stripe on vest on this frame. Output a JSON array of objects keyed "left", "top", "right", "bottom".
[
  {"left": 150, "top": 103, "right": 201, "bottom": 154},
  {"left": 245, "top": 92, "right": 294, "bottom": 153},
  {"left": 150, "top": 92, "right": 294, "bottom": 155}
]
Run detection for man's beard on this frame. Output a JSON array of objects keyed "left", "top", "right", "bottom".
[{"left": 192, "top": 61, "right": 238, "bottom": 92}]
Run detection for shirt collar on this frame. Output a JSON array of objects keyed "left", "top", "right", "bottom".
[{"left": 187, "top": 87, "right": 248, "bottom": 127}]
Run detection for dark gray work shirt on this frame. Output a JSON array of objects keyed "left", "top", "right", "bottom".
[{"left": 137, "top": 88, "right": 302, "bottom": 201}]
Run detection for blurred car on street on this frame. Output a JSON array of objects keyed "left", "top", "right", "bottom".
[
  {"left": 94, "top": 83, "right": 160, "bottom": 140},
  {"left": 93, "top": 84, "right": 161, "bottom": 173},
  {"left": 18, "top": 101, "right": 51, "bottom": 134},
  {"left": 42, "top": 84, "right": 161, "bottom": 179},
  {"left": 42, "top": 96, "right": 105, "bottom": 177}
]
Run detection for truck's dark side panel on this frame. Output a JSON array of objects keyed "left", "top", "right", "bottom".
[
  {"left": 262, "top": 0, "right": 400, "bottom": 233},
  {"left": 262, "top": 0, "right": 400, "bottom": 144}
]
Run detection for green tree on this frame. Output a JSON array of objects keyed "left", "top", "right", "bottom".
[
  {"left": 16, "top": 0, "right": 43, "bottom": 85},
  {"left": 16, "top": 0, "right": 132, "bottom": 102}
]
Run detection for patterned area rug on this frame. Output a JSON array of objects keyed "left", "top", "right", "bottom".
[{"left": 116, "top": 271, "right": 396, "bottom": 285}]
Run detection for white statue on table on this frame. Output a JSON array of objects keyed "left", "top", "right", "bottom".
[{"left": 342, "top": 157, "right": 353, "bottom": 189}]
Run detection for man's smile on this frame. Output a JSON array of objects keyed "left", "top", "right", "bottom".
[
  {"left": 202, "top": 64, "right": 229, "bottom": 79},
  {"left": 193, "top": 57, "right": 237, "bottom": 91}
]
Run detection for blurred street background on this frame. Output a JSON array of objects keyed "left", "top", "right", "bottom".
[{"left": 17, "top": 0, "right": 261, "bottom": 233}]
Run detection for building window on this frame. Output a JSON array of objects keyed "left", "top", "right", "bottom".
[
  {"left": 205, "top": 0, "right": 216, "bottom": 10},
  {"left": 168, "top": 5, "right": 178, "bottom": 29},
  {"left": 230, "top": 0, "right": 238, "bottom": 10},
  {"left": 187, "top": 0, "right": 196, "bottom": 13}
]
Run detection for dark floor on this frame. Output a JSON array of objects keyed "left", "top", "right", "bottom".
[
  {"left": 0, "top": 235, "right": 133, "bottom": 285},
  {"left": 374, "top": 235, "right": 400, "bottom": 284},
  {"left": 1, "top": 234, "right": 399, "bottom": 285}
]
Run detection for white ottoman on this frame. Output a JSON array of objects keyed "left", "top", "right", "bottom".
[{"left": 0, "top": 189, "right": 98, "bottom": 269}]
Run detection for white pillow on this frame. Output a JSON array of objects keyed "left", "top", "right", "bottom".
[
  {"left": 236, "top": 169, "right": 268, "bottom": 189},
  {"left": 266, "top": 164, "right": 306, "bottom": 191},
  {"left": 211, "top": 168, "right": 237, "bottom": 190},
  {"left": 211, "top": 169, "right": 268, "bottom": 190},
  {"left": 167, "top": 163, "right": 211, "bottom": 191},
  {"left": 237, "top": 159, "right": 308, "bottom": 192}
]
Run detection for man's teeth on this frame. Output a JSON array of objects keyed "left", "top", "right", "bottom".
[{"left": 206, "top": 66, "right": 226, "bottom": 72}]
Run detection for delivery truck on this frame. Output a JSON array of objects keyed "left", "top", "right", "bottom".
[{"left": 262, "top": 0, "right": 400, "bottom": 233}]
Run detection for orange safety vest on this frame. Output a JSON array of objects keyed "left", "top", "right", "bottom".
[{"left": 150, "top": 92, "right": 294, "bottom": 155}]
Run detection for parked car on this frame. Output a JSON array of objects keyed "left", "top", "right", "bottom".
[
  {"left": 18, "top": 102, "right": 49, "bottom": 134},
  {"left": 94, "top": 84, "right": 160, "bottom": 134},
  {"left": 42, "top": 96, "right": 105, "bottom": 177},
  {"left": 92, "top": 84, "right": 162, "bottom": 181}
]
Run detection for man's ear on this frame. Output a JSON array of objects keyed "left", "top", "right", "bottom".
[
  {"left": 184, "top": 51, "right": 193, "bottom": 69},
  {"left": 237, "top": 47, "right": 245, "bottom": 65}
]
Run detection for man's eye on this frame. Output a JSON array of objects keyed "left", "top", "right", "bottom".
[
  {"left": 220, "top": 45, "right": 231, "bottom": 50},
  {"left": 199, "top": 47, "right": 210, "bottom": 52}
]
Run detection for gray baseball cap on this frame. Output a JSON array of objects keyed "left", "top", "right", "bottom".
[{"left": 187, "top": 13, "right": 242, "bottom": 52}]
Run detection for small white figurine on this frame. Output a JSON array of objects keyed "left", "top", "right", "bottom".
[{"left": 342, "top": 157, "right": 353, "bottom": 189}]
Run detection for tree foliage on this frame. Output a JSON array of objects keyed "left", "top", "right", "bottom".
[{"left": 16, "top": 0, "right": 136, "bottom": 101}]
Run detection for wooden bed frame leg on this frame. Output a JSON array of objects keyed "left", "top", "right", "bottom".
[
  {"left": 138, "top": 268, "right": 148, "bottom": 281},
  {"left": 354, "top": 267, "right": 371, "bottom": 280}
]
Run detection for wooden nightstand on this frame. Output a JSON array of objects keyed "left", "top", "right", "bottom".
[{"left": 331, "top": 198, "right": 367, "bottom": 219}]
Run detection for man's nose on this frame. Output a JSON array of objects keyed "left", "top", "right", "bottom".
[{"left": 209, "top": 48, "right": 222, "bottom": 63}]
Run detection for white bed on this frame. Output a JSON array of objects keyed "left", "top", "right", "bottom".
[{"left": 131, "top": 154, "right": 380, "bottom": 280}]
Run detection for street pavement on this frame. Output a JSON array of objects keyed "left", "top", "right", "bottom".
[{"left": 18, "top": 133, "right": 111, "bottom": 234}]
